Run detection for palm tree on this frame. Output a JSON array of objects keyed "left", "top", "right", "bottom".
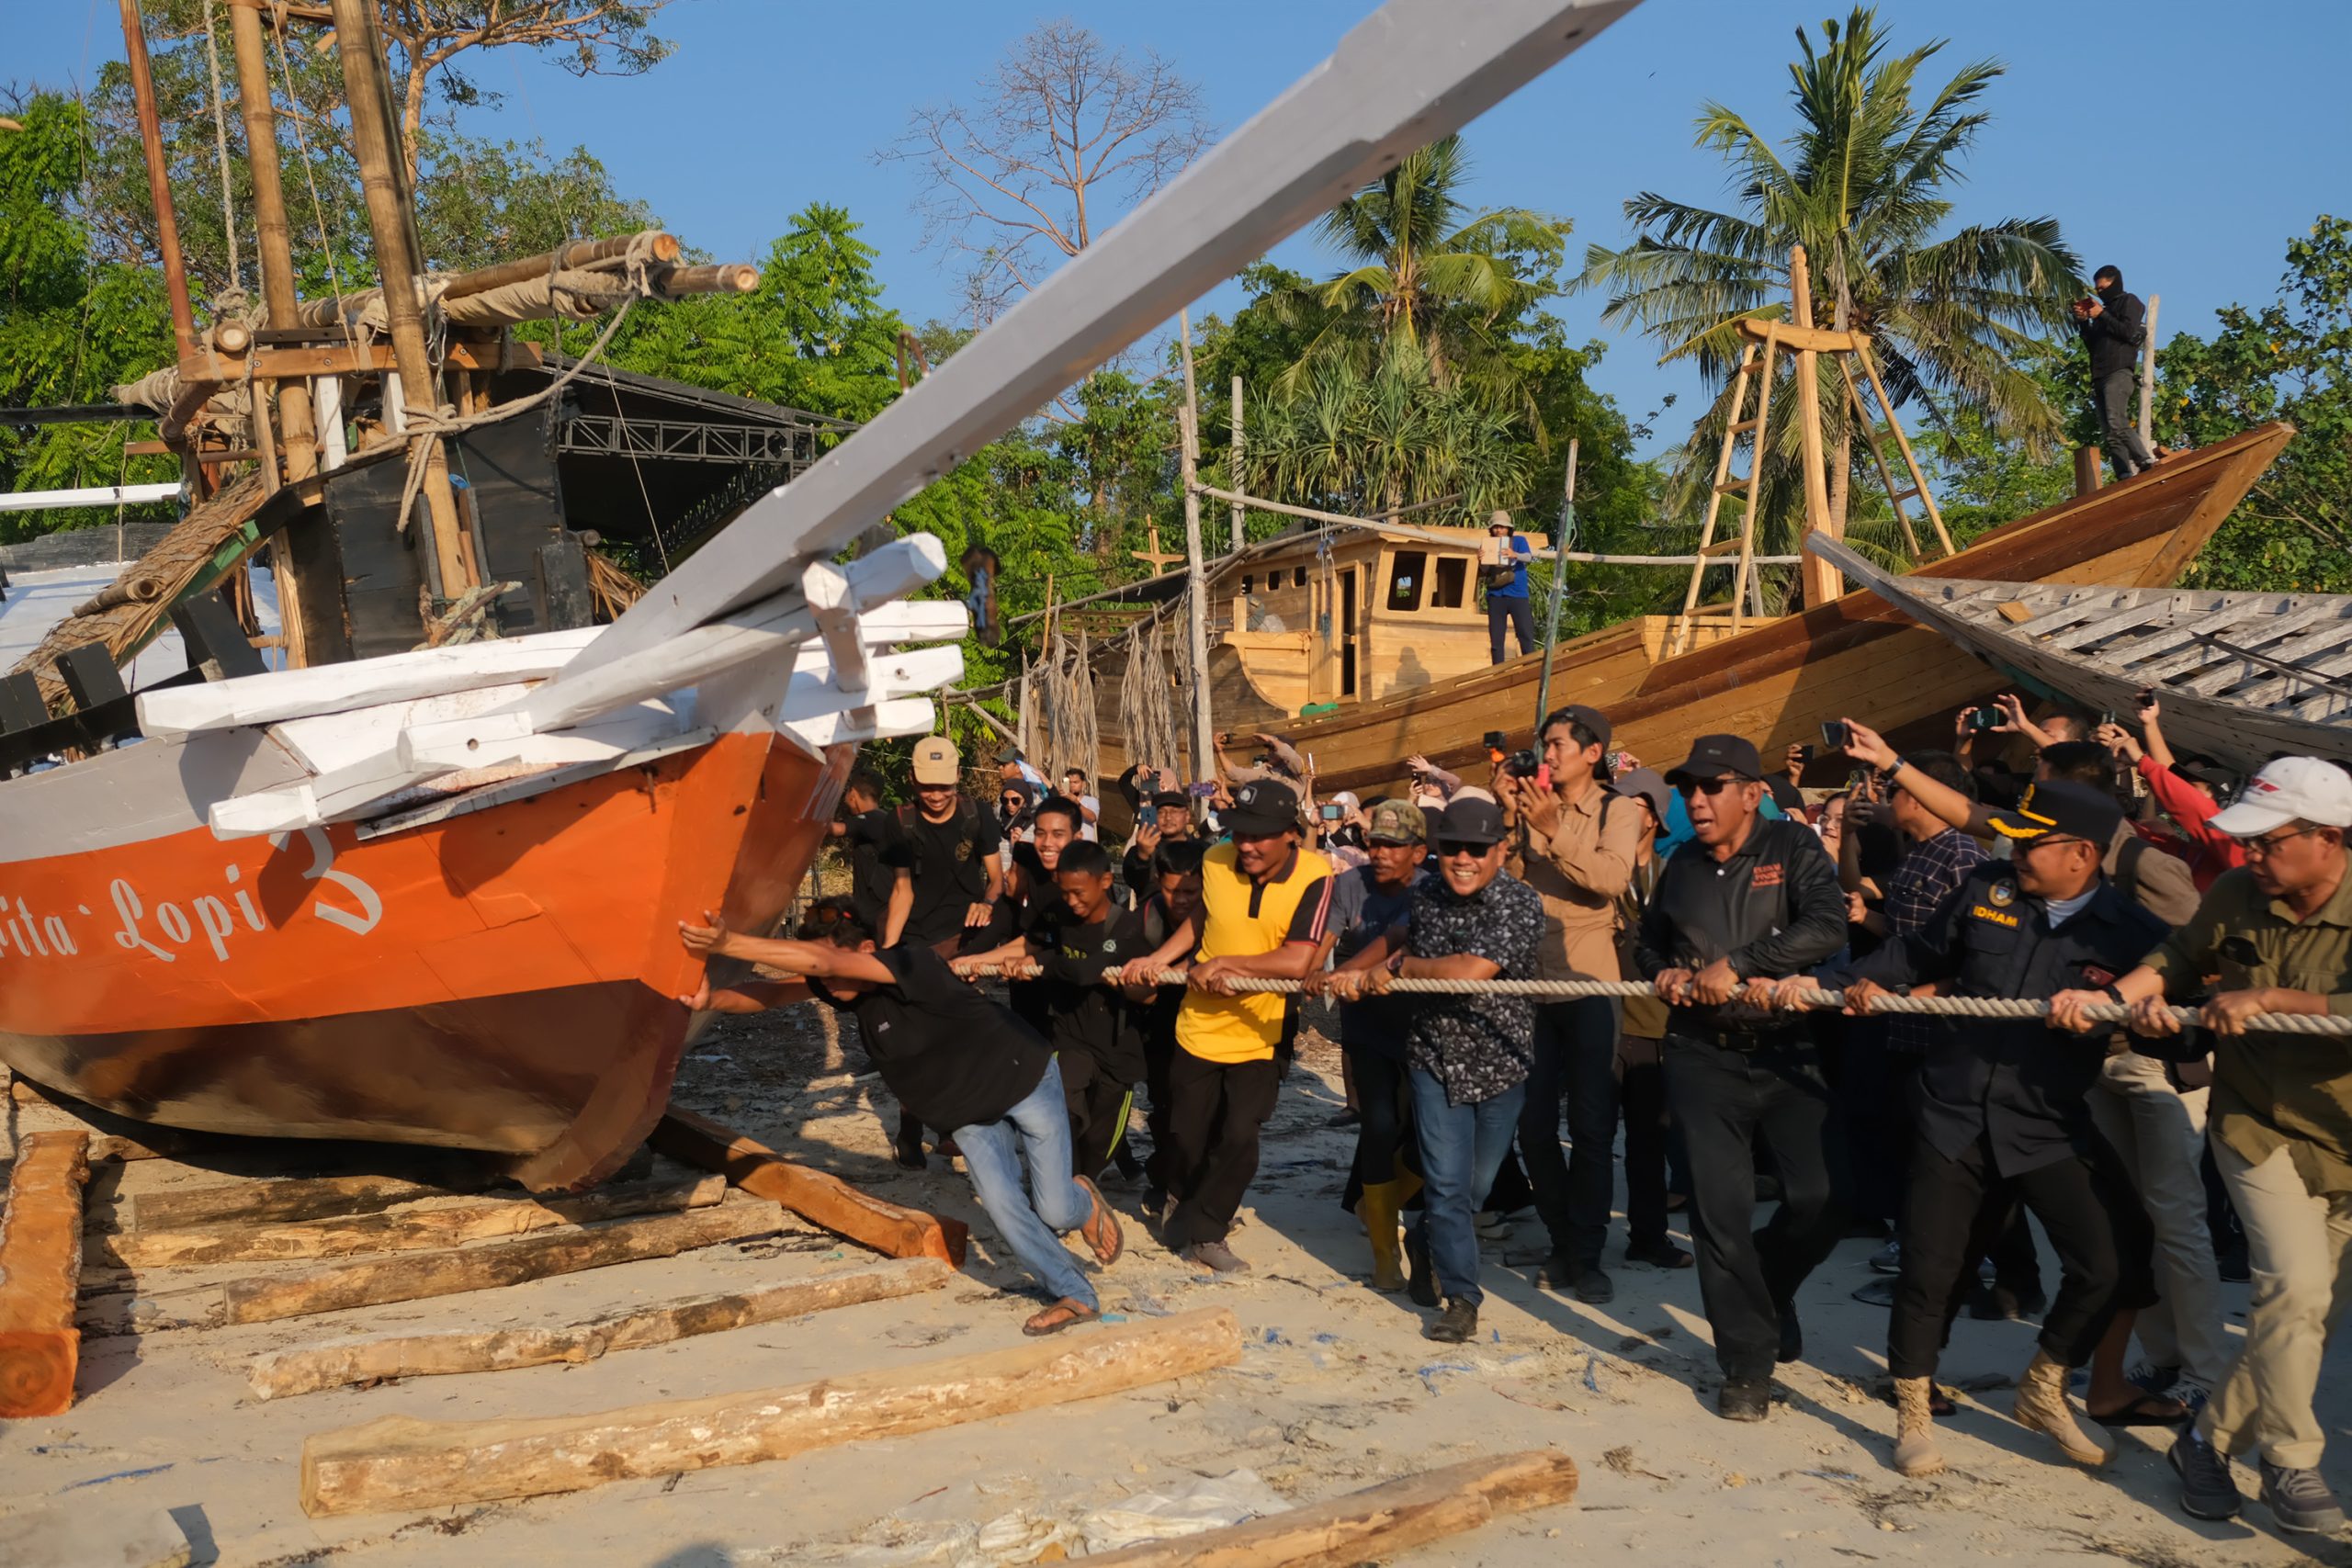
[
  {"left": 1578, "top": 6, "right": 2081, "bottom": 563},
  {"left": 1278, "top": 135, "right": 1567, "bottom": 412},
  {"left": 1248, "top": 338, "right": 1528, "bottom": 520}
]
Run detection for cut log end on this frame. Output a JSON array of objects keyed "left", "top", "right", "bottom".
[
  {"left": 0, "top": 1329, "right": 78, "bottom": 1419},
  {"left": 0, "top": 1131, "right": 92, "bottom": 1419}
]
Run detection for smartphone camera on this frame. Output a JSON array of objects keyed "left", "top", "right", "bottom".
[
  {"left": 1318, "top": 803, "right": 1343, "bottom": 821},
  {"left": 1482, "top": 729, "right": 1510, "bottom": 754},
  {"left": 1968, "top": 706, "right": 2002, "bottom": 732},
  {"left": 1819, "top": 720, "right": 1849, "bottom": 750}
]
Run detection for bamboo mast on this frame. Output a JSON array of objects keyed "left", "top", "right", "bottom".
[
  {"left": 1228, "top": 376, "right": 1245, "bottom": 551},
  {"left": 327, "top": 0, "right": 471, "bottom": 604},
  {"left": 1790, "top": 244, "right": 1841, "bottom": 608},
  {"left": 1177, "top": 309, "right": 1215, "bottom": 783},
  {"left": 226, "top": 0, "right": 316, "bottom": 482},
  {"left": 117, "top": 1, "right": 198, "bottom": 367}
]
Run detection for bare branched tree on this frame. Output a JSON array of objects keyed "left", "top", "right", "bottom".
[{"left": 885, "top": 20, "right": 1214, "bottom": 324}]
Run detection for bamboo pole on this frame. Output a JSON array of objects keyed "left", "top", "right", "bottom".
[
  {"left": 117, "top": 2, "right": 198, "bottom": 367},
  {"left": 1229, "top": 375, "right": 1246, "bottom": 551},
  {"left": 1177, "top": 309, "right": 1215, "bottom": 784},
  {"left": 1790, "top": 245, "right": 1841, "bottom": 607},
  {"left": 2138, "top": 291, "right": 2160, "bottom": 453},
  {"left": 326, "top": 0, "right": 470, "bottom": 604},
  {"left": 226, "top": 0, "right": 316, "bottom": 483},
  {"left": 1532, "top": 439, "right": 1577, "bottom": 732},
  {"left": 439, "top": 231, "right": 681, "bottom": 301}
]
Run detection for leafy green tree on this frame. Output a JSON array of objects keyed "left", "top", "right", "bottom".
[
  {"left": 1248, "top": 337, "right": 1527, "bottom": 519},
  {"left": 1578, "top": 6, "right": 2081, "bottom": 577}
]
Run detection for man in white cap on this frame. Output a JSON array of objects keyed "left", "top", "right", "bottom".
[
  {"left": 2052, "top": 756, "right": 2352, "bottom": 1534},
  {"left": 1479, "top": 511, "right": 1535, "bottom": 664}
]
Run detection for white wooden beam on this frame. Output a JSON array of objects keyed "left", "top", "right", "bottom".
[
  {"left": 550, "top": 0, "right": 1642, "bottom": 682},
  {"left": 0, "top": 482, "right": 182, "bottom": 513}
]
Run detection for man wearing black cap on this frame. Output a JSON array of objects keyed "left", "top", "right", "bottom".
[
  {"left": 1781, "top": 780, "right": 2168, "bottom": 1478},
  {"left": 1118, "top": 778, "right": 1332, "bottom": 1273},
  {"left": 1501, "top": 703, "right": 1645, "bottom": 1301},
  {"left": 1123, "top": 790, "right": 1199, "bottom": 897},
  {"left": 1636, "top": 733, "right": 1849, "bottom": 1421},
  {"left": 1323, "top": 795, "right": 1545, "bottom": 1341}
]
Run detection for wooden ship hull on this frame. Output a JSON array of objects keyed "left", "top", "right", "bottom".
[
  {"left": 1807, "top": 533, "right": 2351, "bottom": 770},
  {"left": 1107, "top": 423, "right": 2291, "bottom": 795}
]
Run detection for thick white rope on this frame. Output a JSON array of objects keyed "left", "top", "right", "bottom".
[{"left": 948, "top": 964, "right": 2352, "bottom": 1036}]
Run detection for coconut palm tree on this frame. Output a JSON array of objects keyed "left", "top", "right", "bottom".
[
  {"left": 1578, "top": 6, "right": 2081, "bottom": 565},
  {"left": 1277, "top": 135, "right": 1567, "bottom": 412}
]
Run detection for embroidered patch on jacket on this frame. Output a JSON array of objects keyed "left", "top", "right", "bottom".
[
  {"left": 1987, "top": 881, "right": 2017, "bottom": 907},
  {"left": 1970, "top": 905, "right": 2019, "bottom": 928},
  {"left": 1751, "top": 864, "right": 1785, "bottom": 888}
]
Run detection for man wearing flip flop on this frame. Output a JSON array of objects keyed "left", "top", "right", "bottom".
[{"left": 678, "top": 897, "right": 1123, "bottom": 1337}]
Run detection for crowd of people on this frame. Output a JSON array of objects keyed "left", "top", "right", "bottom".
[{"left": 677, "top": 693, "right": 2352, "bottom": 1537}]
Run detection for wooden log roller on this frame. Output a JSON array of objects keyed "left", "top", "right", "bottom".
[{"left": 0, "top": 1131, "right": 93, "bottom": 1417}]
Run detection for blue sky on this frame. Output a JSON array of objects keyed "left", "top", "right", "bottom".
[{"left": 18, "top": 0, "right": 2348, "bottom": 452}]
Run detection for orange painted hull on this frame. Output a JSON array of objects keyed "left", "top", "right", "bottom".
[{"left": 0, "top": 728, "right": 848, "bottom": 1189}]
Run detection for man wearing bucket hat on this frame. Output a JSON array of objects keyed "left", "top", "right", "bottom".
[
  {"left": 1479, "top": 511, "right": 1535, "bottom": 664},
  {"left": 1794, "top": 779, "right": 2170, "bottom": 1478},
  {"left": 2053, "top": 757, "right": 2352, "bottom": 1533}
]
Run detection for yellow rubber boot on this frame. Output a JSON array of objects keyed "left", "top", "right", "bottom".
[{"left": 1359, "top": 1180, "right": 1408, "bottom": 1292}]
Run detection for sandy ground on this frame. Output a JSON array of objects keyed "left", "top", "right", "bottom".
[{"left": 3, "top": 999, "right": 2346, "bottom": 1567}]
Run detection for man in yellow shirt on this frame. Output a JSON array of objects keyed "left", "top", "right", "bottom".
[{"left": 1122, "top": 778, "right": 1333, "bottom": 1272}]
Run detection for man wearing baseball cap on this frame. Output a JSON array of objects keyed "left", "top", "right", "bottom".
[
  {"left": 1116, "top": 777, "right": 1333, "bottom": 1273},
  {"left": 1635, "top": 732, "right": 1849, "bottom": 1421},
  {"left": 1793, "top": 779, "right": 2169, "bottom": 1479},
  {"left": 1326, "top": 797, "right": 1430, "bottom": 1292},
  {"left": 2053, "top": 757, "right": 2352, "bottom": 1532},
  {"left": 1479, "top": 510, "right": 1535, "bottom": 664}
]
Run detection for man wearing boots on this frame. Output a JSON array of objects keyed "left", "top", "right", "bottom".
[
  {"left": 1793, "top": 780, "right": 2168, "bottom": 1477},
  {"left": 1322, "top": 795, "right": 1544, "bottom": 1342},
  {"left": 1637, "top": 734, "right": 1849, "bottom": 1421}
]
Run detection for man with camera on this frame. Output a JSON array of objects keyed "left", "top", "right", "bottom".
[
  {"left": 2075, "top": 265, "right": 2158, "bottom": 480},
  {"left": 1498, "top": 705, "right": 1646, "bottom": 1302},
  {"left": 1479, "top": 511, "right": 1535, "bottom": 664},
  {"left": 1636, "top": 734, "right": 1849, "bottom": 1421}
]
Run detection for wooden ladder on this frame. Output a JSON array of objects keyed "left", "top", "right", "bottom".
[{"left": 1667, "top": 328, "right": 1779, "bottom": 659}]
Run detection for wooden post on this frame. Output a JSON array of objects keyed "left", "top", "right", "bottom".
[
  {"left": 1178, "top": 309, "right": 1215, "bottom": 784},
  {"left": 651, "top": 1108, "right": 968, "bottom": 1264},
  {"left": 299, "top": 1308, "right": 1243, "bottom": 1517},
  {"left": 226, "top": 0, "right": 316, "bottom": 483},
  {"left": 0, "top": 1131, "right": 91, "bottom": 1418},
  {"left": 1790, "top": 245, "right": 1841, "bottom": 607},
  {"left": 1532, "top": 438, "right": 1577, "bottom": 733},
  {"left": 1085, "top": 1450, "right": 1580, "bottom": 1567},
  {"left": 116, "top": 2, "right": 198, "bottom": 367},
  {"left": 2074, "top": 446, "right": 2105, "bottom": 497},
  {"left": 2138, "top": 291, "right": 2160, "bottom": 454},
  {"left": 1229, "top": 374, "right": 1246, "bottom": 551},
  {"left": 327, "top": 0, "right": 471, "bottom": 604},
  {"left": 249, "top": 1257, "right": 952, "bottom": 1401}
]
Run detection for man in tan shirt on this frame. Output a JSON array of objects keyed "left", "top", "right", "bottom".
[{"left": 1500, "top": 703, "right": 1645, "bottom": 1302}]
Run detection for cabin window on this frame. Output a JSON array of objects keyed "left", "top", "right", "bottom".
[
  {"left": 1241, "top": 574, "right": 1254, "bottom": 594},
  {"left": 1385, "top": 550, "right": 1427, "bottom": 612},
  {"left": 1294, "top": 566, "right": 1307, "bottom": 588},
  {"left": 1431, "top": 557, "right": 1468, "bottom": 609}
]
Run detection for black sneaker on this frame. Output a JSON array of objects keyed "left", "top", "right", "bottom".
[
  {"left": 1625, "top": 1237, "right": 1692, "bottom": 1270},
  {"left": 1534, "top": 1252, "right": 1613, "bottom": 1303},
  {"left": 1719, "top": 1377, "right": 1771, "bottom": 1422},
  {"left": 1406, "top": 1229, "right": 1439, "bottom": 1307},
  {"left": 2169, "top": 1429, "right": 2242, "bottom": 1521},
  {"left": 1777, "top": 1302, "right": 1803, "bottom": 1364},
  {"left": 1850, "top": 1277, "right": 1896, "bottom": 1307},
  {"left": 1425, "top": 1299, "right": 1478, "bottom": 1343},
  {"left": 2215, "top": 1243, "right": 2251, "bottom": 1284},
  {"left": 2259, "top": 1459, "right": 2346, "bottom": 1535}
]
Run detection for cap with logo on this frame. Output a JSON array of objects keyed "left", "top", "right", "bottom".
[
  {"left": 1985, "top": 778, "right": 2124, "bottom": 847},
  {"left": 1224, "top": 778, "right": 1302, "bottom": 835},
  {"left": 1432, "top": 795, "right": 1508, "bottom": 848},
  {"left": 1546, "top": 703, "right": 1611, "bottom": 754},
  {"left": 1149, "top": 789, "right": 1193, "bottom": 810},
  {"left": 1665, "top": 734, "right": 1764, "bottom": 787},
  {"left": 911, "top": 736, "right": 961, "bottom": 785},
  {"left": 2207, "top": 755, "right": 2352, "bottom": 837},
  {"left": 1365, "top": 798, "right": 1428, "bottom": 844}
]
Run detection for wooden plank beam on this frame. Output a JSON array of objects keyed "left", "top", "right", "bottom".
[
  {"left": 236, "top": 338, "right": 539, "bottom": 381},
  {"left": 652, "top": 1108, "right": 967, "bottom": 1266},
  {"left": 1086, "top": 1450, "right": 1580, "bottom": 1567},
  {"left": 1736, "top": 317, "right": 1860, "bottom": 354},
  {"left": 82, "top": 1198, "right": 786, "bottom": 1336},
  {"left": 119, "top": 1164, "right": 492, "bottom": 1232},
  {"left": 249, "top": 1256, "right": 952, "bottom": 1400},
  {"left": 0, "top": 1131, "right": 92, "bottom": 1418},
  {"left": 300, "top": 1307, "right": 1242, "bottom": 1517},
  {"left": 95, "top": 1175, "right": 722, "bottom": 1269}
]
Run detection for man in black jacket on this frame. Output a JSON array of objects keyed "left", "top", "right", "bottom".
[
  {"left": 1637, "top": 734, "right": 1849, "bottom": 1422},
  {"left": 1789, "top": 780, "right": 2167, "bottom": 1479},
  {"left": 2075, "top": 265, "right": 2157, "bottom": 480}
]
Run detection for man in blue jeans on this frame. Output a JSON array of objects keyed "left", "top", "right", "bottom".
[
  {"left": 1320, "top": 795, "right": 1544, "bottom": 1342},
  {"left": 1481, "top": 512, "right": 1536, "bottom": 664},
  {"left": 678, "top": 897, "right": 1123, "bottom": 1337}
]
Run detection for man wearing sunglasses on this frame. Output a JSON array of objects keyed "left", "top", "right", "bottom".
[
  {"left": 2052, "top": 757, "right": 2352, "bottom": 1534},
  {"left": 1788, "top": 780, "right": 2168, "bottom": 1478},
  {"left": 1635, "top": 735, "right": 1849, "bottom": 1422}
]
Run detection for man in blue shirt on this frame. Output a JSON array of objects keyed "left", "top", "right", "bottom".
[{"left": 1481, "top": 512, "right": 1535, "bottom": 664}]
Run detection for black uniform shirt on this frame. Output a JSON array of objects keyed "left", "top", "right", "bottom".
[
  {"left": 898, "top": 800, "right": 1001, "bottom": 947},
  {"left": 1634, "top": 816, "right": 1849, "bottom": 1036},
  {"left": 1034, "top": 905, "right": 1149, "bottom": 1085},
  {"left": 1834, "top": 863, "right": 2169, "bottom": 1176},
  {"left": 842, "top": 807, "right": 909, "bottom": 931},
  {"left": 809, "top": 943, "right": 1050, "bottom": 1134}
]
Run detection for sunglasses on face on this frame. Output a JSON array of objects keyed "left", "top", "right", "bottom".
[
  {"left": 1434, "top": 840, "right": 1492, "bottom": 858},
  {"left": 1676, "top": 775, "right": 1742, "bottom": 797}
]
